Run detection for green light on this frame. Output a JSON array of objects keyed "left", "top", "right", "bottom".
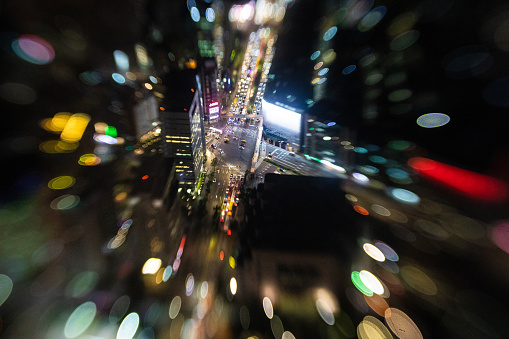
[
  {"left": 387, "top": 140, "right": 411, "bottom": 151},
  {"left": 105, "top": 126, "right": 117, "bottom": 138},
  {"left": 351, "top": 271, "right": 373, "bottom": 296},
  {"left": 309, "top": 128, "right": 314, "bottom": 130}
]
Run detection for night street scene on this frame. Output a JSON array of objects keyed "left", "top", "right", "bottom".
[{"left": 2, "top": 0, "right": 509, "bottom": 338}]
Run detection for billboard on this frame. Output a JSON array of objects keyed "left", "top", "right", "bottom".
[{"left": 261, "top": 99, "right": 303, "bottom": 148}]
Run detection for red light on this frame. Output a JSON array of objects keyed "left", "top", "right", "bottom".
[
  {"left": 160, "top": 106, "right": 165, "bottom": 111},
  {"left": 142, "top": 175, "right": 149, "bottom": 180},
  {"left": 353, "top": 205, "right": 369, "bottom": 215},
  {"left": 408, "top": 157, "right": 508, "bottom": 202},
  {"left": 227, "top": 230, "right": 231, "bottom": 235},
  {"left": 184, "top": 108, "right": 187, "bottom": 111},
  {"left": 209, "top": 102, "right": 218, "bottom": 107},
  {"left": 178, "top": 235, "right": 186, "bottom": 252}
]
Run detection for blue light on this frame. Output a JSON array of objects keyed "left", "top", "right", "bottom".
[
  {"left": 360, "top": 165, "right": 379, "bottom": 175},
  {"left": 365, "top": 144, "right": 380, "bottom": 152},
  {"left": 206, "top": 8, "right": 215, "bottom": 22},
  {"left": 327, "top": 121, "right": 336, "bottom": 126},
  {"left": 190, "top": 7, "right": 200, "bottom": 22},
  {"left": 359, "top": 6, "right": 387, "bottom": 30},
  {"left": 388, "top": 188, "right": 420, "bottom": 204},
  {"left": 354, "top": 147, "right": 368, "bottom": 153},
  {"left": 386, "top": 168, "right": 410, "bottom": 179},
  {"left": 113, "top": 50, "right": 129, "bottom": 72},
  {"left": 318, "top": 68, "right": 329, "bottom": 76},
  {"left": 112, "top": 73, "right": 125, "bottom": 84},
  {"left": 306, "top": 99, "right": 314, "bottom": 104},
  {"left": 323, "top": 26, "right": 338, "bottom": 41},
  {"left": 342, "top": 65, "right": 356, "bottom": 75},
  {"left": 317, "top": 78, "right": 327, "bottom": 84},
  {"left": 310, "top": 51, "right": 320, "bottom": 60},
  {"left": 369, "top": 155, "right": 387, "bottom": 164}
]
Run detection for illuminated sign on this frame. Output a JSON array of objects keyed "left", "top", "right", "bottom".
[
  {"left": 209, "top": 102, "right": 218, "bottom": 107},
  {"left": 209, "top": 107, "right": 219, "bottom": 114}
]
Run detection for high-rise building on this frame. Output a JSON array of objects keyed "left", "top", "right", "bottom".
[
  {"left": 161, "top": 70, "right": 206, "bottom": 187},
  {"left": 200, "top": 58, "right": 220, "bottom": 124}
]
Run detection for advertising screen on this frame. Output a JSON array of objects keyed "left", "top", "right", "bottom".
[{"left": 261, "top": 99, "right": 302, "bottom": 147}]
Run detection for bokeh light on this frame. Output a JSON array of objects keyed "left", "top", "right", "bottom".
[
  {"left": 0, "top": 274, "right": 13, "bottom": 307},
  {"left": 400, "top": 265, "right": 438, "bottom": 296},
  {"left": 323, "top": 26, "right": 338, "bottom": 41},
  {"left": 384, "top": 308, "right": 423, "bottom": 339},
  {"left": 351, "top": 271, "right": 373, "bottom": 296},
  {"left": 316, "top": 298, "right": 335, "bottom": 325},
  {"left": 50, "top": 194, "right": 80, "bottom": 210},
  {"left": 374, "top": 241, "right": 399, "bottom": 261},
  {"left": 142, "top": 258, "right": 162, "bottom": 274},
  {"left": 363, "top": 243, "right": 386, "bottom": 261},
  {"left": 387, "top": 187, "right": 421, "bottom": 204},
  {"left": 169, "top": 296, "right": 181, "bottom": 319},
  {"left": 491, "top": 221, "right": 509, "bottom": 254},
  {"left": 416, "top": 113, "right": 450, "bottom": 128},
  {"left": 60, "top": 113, "right": 90, "bottom": 142},
  {"left": 64, "top": 301, "right": 97, "bottom": 338},
  {"left": 48, "top": 175, "right": 75, "bottom": 190},
  {"left": 12, "top": 34, "right": 55, "bottom": 64},
  {"left": 357, "top": 315, "right": 393, "bottom": 339},
  {"left": 230, "top": 277, "right": 237, "bottom": 295},
  {"left": 359, "top": 270, "right": 384, "bottom": 295},
  {"left": 263, "top": 296, "right": 274, "bottom": 319},
  {"left": 117, "top": 312, "right": 140, "bottom": 339}
]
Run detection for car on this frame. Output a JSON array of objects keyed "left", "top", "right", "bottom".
[
  {"left": 289, "top": 152, "right": 295, "bottom": 156},
  {"left": 239, "top": 146, "right": 244, "bottom": 150},
  {"left": 279, "top": 168, "right": 286, "bottom": 172}
]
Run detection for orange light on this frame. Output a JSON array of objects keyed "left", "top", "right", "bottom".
[
  {"left": 220, "top": 251, "right": 224, "bottom": 260},
  {"left": 191, "top": 88, "right": 195, "bottom": 92},
  {"left": 160, "top": 106, "right": 165, "bottom": 111},
  {"left": 185, "top": 59, "right": 197, "bottom": 69},
  {"left": 142, "top": 175, "right": 149, "bottom": 180},
  {"left": 354, "top": 205, "right": 369, "bottom": 215},
  {"left": 227, "top": 230, "right": 231, "bottom": 235}
]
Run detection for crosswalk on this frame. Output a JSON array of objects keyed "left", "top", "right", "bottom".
[
  {"left": 268, "top": 149, "right": 312, "bottom": 175},
  {"left": 232, "top": 126, "right": 258, "bottom": 138}
]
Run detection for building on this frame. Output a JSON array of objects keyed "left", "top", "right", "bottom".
[
  {"left": 200, "top": 58, "right": 220, "bottom": 124},
  {"left": 161, "top": 70, "right": 206, "bottom": 188},
  {"left": 236, "top": 174, "right": 361, "bottom": 338}
]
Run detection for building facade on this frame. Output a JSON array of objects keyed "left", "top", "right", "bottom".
[
  {"left": 200, "top": 58, "right": 220, "bottom": 124},
  {"left": 161, "top": 74, "right": 206, "bottom": 188}
]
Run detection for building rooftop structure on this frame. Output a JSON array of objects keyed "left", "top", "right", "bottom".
[{"left": 246, "top": 173, "right": 358, "bottom": 252}]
